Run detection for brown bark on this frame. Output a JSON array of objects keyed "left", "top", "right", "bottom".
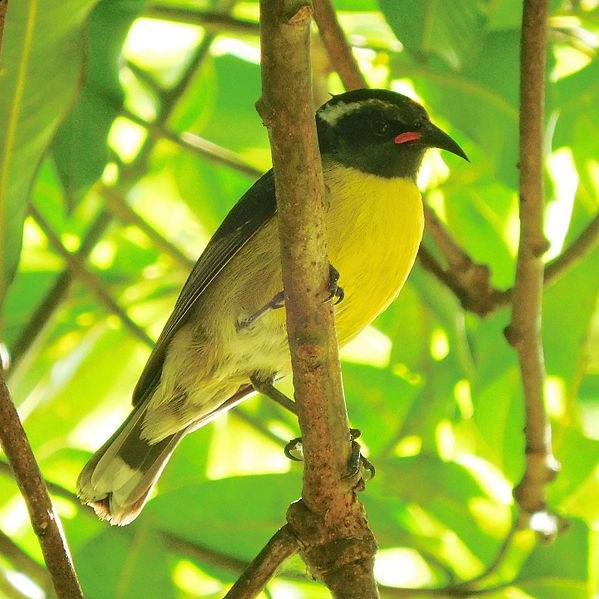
[
  {"left": 507, "top": 0, "right": 560, "bottom": 522},
  {"left": 258, "top": 0, "right": 378, "bottom": 596},
  {"left": 0, "top": 371, "right": 84, "bottom": 598}
]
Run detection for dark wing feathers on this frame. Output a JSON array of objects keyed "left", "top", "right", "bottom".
[{"left": 132, "top": 170, "right": 276, "bottom": 406}]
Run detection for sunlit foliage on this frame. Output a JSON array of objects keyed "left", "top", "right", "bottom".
[{"left": 1, "top": 0, "right": 598, "bottom": 597}]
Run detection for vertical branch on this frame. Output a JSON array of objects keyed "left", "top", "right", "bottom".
[
  {"left": 312, "top": 0, "right": 366, "bottom": 90},
  {"left": 258, "top": 0, "right": 349, "bottom": 505},
  {"left": 0, "top": 371, "right": 84, "bottom": 598},
  {"left": 258, "top": 1, "right": 378, "bottom": 596},
  {"left": 507, "top": 0, "right": 559, "bottom": 522}
]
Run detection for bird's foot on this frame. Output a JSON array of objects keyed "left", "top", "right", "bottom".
[
  {"left": 284, "top": 428, "right": 375, "bottom": 489},
  {"left": 236, "top": 264, "right": 343, "bottom": 331},
  {"left": 324, "top": 264, "right": 344, "bottom": 305},
  {"left": 236, "top": 291, "right": 285, "bottom": 330}
]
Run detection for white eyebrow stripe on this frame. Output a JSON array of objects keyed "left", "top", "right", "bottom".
[{"left": 317, "top": 98, "right": 395, "bottom": 126}]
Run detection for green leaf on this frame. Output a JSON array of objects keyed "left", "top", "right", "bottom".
[
  {"left": 487, "top": 0, "right": 524, "bottom": 30},
  {"left": 554, "top": 60, "right": 599, "bottom": 167},
  {"left": 0, "top": 0, "right": 97, "bottom": 300},
  {"left": 443, "top": 178, "right": 517, "bottom": 289},
  {"left": 343, "top": 362, "right": 422, "bottom": 456},
  {"left": 172, "top": 54, "right": 267, "bottom": 158},
  {"left": 52, "top": 0, "right": 146, "bottom": 206},
  {"left": 404, "top": 29, "right": 521, "bottom": 187},
  {"left": 549, "top": 427, "right": 599, "bottom": 510},
  {"left": 544, "top": 244, "right": 599, "bottom": 388},
  {"left": 144, "top": 473, "right": 301, "bottom": 559},
  {"left": 379, "top": 0, "right": 489, "bottom": 70},
  {"left": 75, "top": 527, "right": 175, "bottom": 599},
  {"left": 519, "top": 519, "right": 590, "bottom": 584}
]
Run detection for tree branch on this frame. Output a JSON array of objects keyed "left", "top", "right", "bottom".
[
  {"left": 121, "top": 108, "right": 263, "bottom": 180},
  {"left": 145, "top": 6, "right": 259, "bottom": 36},
  {"left": 307, "top": 0, "right": 502, "bottom": 316},
  {"left": 101, "top": 187, "right": 194, "bottom": 270},
  {"left": 312, "top": 0, "right": 366, "bottom": 90},
  {"left": 258, "top": 1, "right": 378, "bottom": 597},
  {"left": 0, "top": 370, "right": 83, "bottom": 598},
  {"left": 0, "top": 573, "right": 31, "bottom": 599},
  {"left": 544, "top": 212, "right": 599, "bottom": 287},
  {"left": 29, "top": 205, "right": 155, "bottom": 348},
  {"left": 224, "top": 525, "right": 299, "bottom": 598},
  {"left": 507, "top": 0, "right": 560, "bottom": 525},
  {"left": 421, "top": 205, "right": 505, "bottom": 315},
  {"left": 8, "top": 211, "right": 112, "bottom": 370},
  {"left": 0, "top": 528, "right": 53, "bottom": 594}
]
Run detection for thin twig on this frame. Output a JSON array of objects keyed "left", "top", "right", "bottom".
[
  {"left": 422, "top": 204, "right": 504, "bottom": 315},
  {"left": 378, "top": 580, "right": 514, "bottom": 597},
  {"left": 124, "top": 59, "right": 166, "bottom": 94},
  {"left": 233, "top": 407, "right": 290, "bottom": 447},
  {"left": 224, "top": 525, "right": 299, "bottom": 598},
  {"left": 0, "top": 528, "right": 53, "bottom": 594},
  {"left": 445, "top": 524, "right": 518, "bottom": 591},
  {"left": 0, "top": 460, "right": 307, "bottom": 586},
  {"left": 101, "top": 187, "right": 194, "bottom": 270},
  {"left": 159, "top": 531, "right": 253, "bottom": 573},
  {"left": 507, "top": 0, "right": 560, "bottom": 522},
  {"left": 495, "top": 212, "right": 599, "bottom": 307},
  {"left": 0, "top": 573, "right": 30, "bottom": 599},
  {"left": 145, "top": 6, "right": 259, "bottom": 36},
  {"left": 312, "top": 0, "right": 366, "bottom": 90},
  {"left": 0, "top": 371, "right": 83, "bottom": 598},
  {"left": 544, "top": 212, "right": 599, "bottom": 286},
  {"left": 8, "top": 211, "right": 112, "bottom": 370},
  {"left": 29, "top": 205, "right": 155, "bottom": 348},
  {"left": 121, "top": 108, "right": 263, "bottom": 179},
  {"left": 0, "top": 459, "right": 80, "bottom": 504}
]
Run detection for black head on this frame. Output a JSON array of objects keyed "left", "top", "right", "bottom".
[{"left": 316, "top": 89, "right": 468, "bottom": 179}]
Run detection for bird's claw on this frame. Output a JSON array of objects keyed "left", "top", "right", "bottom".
[
  {"left": 284, "top": 437, "right": 304, "bottom": 461},
  {"left": 343, "top": 429, "right": 376, "bottom": 486},
  {"left": 238, "top": 265, "right": 342, "bottom": 331},
  {"left": 324, "top": 264, "right": 344, "bottom": 305},
  {"left": 283, "top": 428, "right": 375, "bottom": 487},
  {"left": 236, "top": 291, "right": 285, "bottom": 330}
]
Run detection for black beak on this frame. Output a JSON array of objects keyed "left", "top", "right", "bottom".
[{"left": 422, "top": 121, "right": 469, "bottom": 162}]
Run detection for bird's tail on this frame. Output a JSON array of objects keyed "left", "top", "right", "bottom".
[{"left": 77, "top": 403, "right": 183, "bottom": 526}]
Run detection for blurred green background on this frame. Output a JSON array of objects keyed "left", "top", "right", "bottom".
[{"left": 1, "top": 0, "right": 598, "bottom": 597}]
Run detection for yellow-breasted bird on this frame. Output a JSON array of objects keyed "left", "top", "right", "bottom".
[{"left": 77, "top": 89, "right": 468, "bottom": 525}]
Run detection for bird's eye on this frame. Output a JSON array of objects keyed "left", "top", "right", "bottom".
[
  {"left": 370, "top": 118, "right": 390, "bottom": 137},
  {"left": 413, "top": 117, "right": 425, "bottom": 129}
]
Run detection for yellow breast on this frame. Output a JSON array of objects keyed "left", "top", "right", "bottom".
[{"left": 324, "top": 163, "right": 424, "bottom": 346}]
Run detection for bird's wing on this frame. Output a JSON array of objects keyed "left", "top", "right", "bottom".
[{"left": 132, "top": 170, "right": 276, "bottom": 406}]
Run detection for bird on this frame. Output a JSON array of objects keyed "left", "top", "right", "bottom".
[{"left": 77, "top": 88, "right": 468, "bottom": 525}]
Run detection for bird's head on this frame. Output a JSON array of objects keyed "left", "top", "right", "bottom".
[{"left": 316, "top": 89, "right": 468, "bottom": 180}]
